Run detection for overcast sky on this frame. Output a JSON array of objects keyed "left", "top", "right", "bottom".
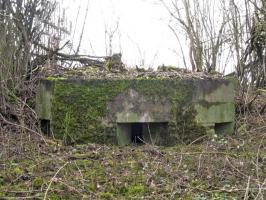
[
  {"left": 59, "top": 0, "right": 236, "bottom": 74},
  {"left": 60, "top": 0, "right": 184, "bottom": 68}
]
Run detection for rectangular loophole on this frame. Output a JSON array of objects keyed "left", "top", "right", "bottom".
[
  {"left": 131, "top": 123, "right": 144, "bottom": 144},
  {"left": 214, "top": 122, "right": 234, "bottom": 134},
  {"left": 40, "top": 119, "right": 51, "bottom": 135},
  {"left": 117, "top": 122, "right": 168, "bottom": 146}
]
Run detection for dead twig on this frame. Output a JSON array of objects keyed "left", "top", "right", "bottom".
[
  {"left": 43, "top": 162, "right": 69, "bottom": 200},
  {"left": 0, "top": 113, "right": 47, "bottom": 145},
  {"left": 244, "top": 176, "right": 251, "bottom": 200}
]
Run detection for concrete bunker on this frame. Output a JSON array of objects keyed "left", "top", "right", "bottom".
[{"left": 36, "top": 72, "right": 236, "bottom": 146}]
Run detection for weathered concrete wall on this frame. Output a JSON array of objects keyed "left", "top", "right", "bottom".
[
  {"left": 192, "top": 79, "right": 236, "bottom": 134},
  {"left": 36, "top": 80, "right": 53, "bottom": 120},
  {"left": 107, "top": 88, "right": 171, "bottom": 123},
  {"left": 36, "top": 77, "right": 236, "bottom": 146}
]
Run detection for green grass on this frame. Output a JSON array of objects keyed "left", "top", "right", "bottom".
[{"left": 0, "top": 132, "right": 265, "bottom": 199}]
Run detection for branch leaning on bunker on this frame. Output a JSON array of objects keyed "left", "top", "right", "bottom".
[{"left": 33, "top": 42, "right": 126, "bottom": 72}]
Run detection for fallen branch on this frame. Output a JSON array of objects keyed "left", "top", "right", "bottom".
[
  {"left": 0, "top": 113, "right": 47, "bottom": 145},
  {"left": 34, "top": 42, "right": 105, "bottom": 67}
]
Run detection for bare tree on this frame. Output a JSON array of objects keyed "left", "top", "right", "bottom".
[
  {"left": 104, "top": 19, "right": 120, "bottom": 57},
  {"left": 240, "top": 0, "right": 266, "bottom": 88},
  {"left": 75, "top": 0, "right": 89, "bottom": 55},
  {"left": 0, "top": 0, "right": 68, "bottom": 133},
  {"left": 224, "top": 0, "right": 265, "bottom": 88},
  {"left": 160, "top": 0, "right": 229, "bottom": 72},
  {"left": 160, "top": 0, "right": 265, "bottom": 88}
]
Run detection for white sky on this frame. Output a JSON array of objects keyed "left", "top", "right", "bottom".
[
  {"left": 58, "top": 0, "right": 238, "bottom": 74},
  {"left": 61, "top": 0, "right": 181, "bottom": 68}
]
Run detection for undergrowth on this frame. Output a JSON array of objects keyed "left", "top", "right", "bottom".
[{"left": 0, "top": 94, "right": 265, "bottom": 200}]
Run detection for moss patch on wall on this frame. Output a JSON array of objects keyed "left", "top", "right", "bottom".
[
  {"left": 133, "top": 79, "right": 206, "bottom": 144},
  {"left": 51, "top": 79, "right": 131, "bottom": 144},
  {"left": 48, "top": 78, "right": 208, "bottom": 145}
]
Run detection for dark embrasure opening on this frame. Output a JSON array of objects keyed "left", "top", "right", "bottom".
[
  {"left": 131, "top": 123, "right": 144, "bottom": 144},
  {"left": 40, "top": 119, "right": 51, "bottom": 135},
  {"left": 214, "top": 122, "right": 233, "bottom": 134},
  {"left": 117, "top": 122, "right": 168, "bottom": 146}
]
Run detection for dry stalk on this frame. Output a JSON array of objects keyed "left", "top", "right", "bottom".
[
  {"left": 43, "top": 162, "right": 69, "bottom": 200},
  {"left": 244, "top": 176, "right": 251, "bottom": 200}
]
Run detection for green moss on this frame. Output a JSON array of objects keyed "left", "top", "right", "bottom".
[
  {"left": 45, "top": 76, "right": 66, "bottom": 81},
  {"left": 0, "top": 191, "right": 4, "bottom": 198},
  {"left": 127, "top": 184, "right": 145, "bottom": 197},
  {"left": 133, "top": 79, "right": 206, "bottom": 144},
  {"left": 51, "top": 79, "right": 131, "bottom": 144},
  {"left": 49, "top": 78, "right": 206, "bottom": 145},
  {"left": 32, "top": 176, "right": 43, "bottom": 188},
  {"left": 14, "top": 167, "right": 22, "bottom": 175},
  {"left": 47, "top": 193, "right": 61, "bottom": 200},
  {"left": 0, "top": 176, "right": 4, "bottom": 186},
  {"left": 99, "top": 192, "right": 113, "bottom": 199},
  {"left": 85, "top": 182, "right": 96, "bottom": 192}
]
